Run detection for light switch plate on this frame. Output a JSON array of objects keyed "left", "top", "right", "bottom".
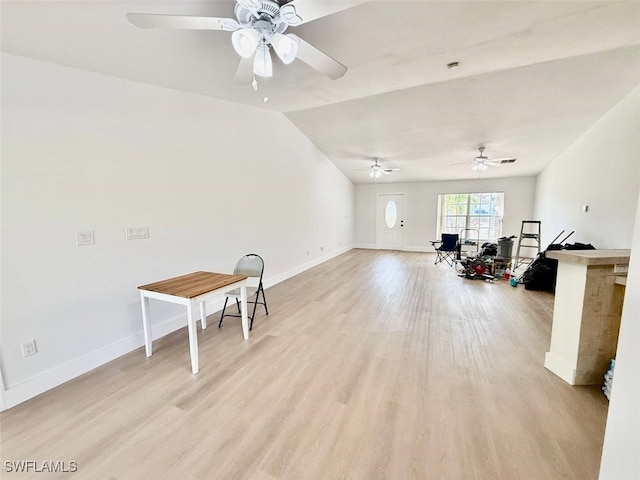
[
  {"left": 125, "top": 226, "right": 149, "bottom": 240},
  {"left": 75, "top": 231, "right": 95, "bottom": 246}
]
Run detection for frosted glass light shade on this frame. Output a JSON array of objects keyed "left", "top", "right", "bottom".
[
  {"left": 232, "top": 28, "right": 259, "bottom": 58},
  {"left": 254, "top": 43, "right": 273, "bottom": 77},
  {"left": 271, "top": 33, "right": 298, "bottom": 64},
  {"left": 472, "top": 163, "right": 489, "bottom": 171}
]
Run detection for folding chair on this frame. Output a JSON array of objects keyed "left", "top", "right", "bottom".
[
  {"left": 430, "top": 233, "right": 459, "bottom": 266},
  {"left": 218, "top": 253, "right": 268, "bottom": 331}
]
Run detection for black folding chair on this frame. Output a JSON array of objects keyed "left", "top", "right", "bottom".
[{"left": 430, "top": 233, "right": 459, "bottom": 266}]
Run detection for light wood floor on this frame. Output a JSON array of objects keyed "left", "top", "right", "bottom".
[{"left": 1, "top": 249, "right": 609, "bottom": 480}]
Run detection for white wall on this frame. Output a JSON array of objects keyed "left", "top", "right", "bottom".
[
  {"left": 534, "top": 86, "right": 640, "bottom": 249},
  {"left": 599, "top": 192, "right": 640, "bottom": 480},
  {"left": 530, "top": 85, "right": 640, "bottom": 479},
  {"left": 0, "top": 54, "right": 354, "bottom": 408},
  {"left": 354, "top": 176, "right": 536, "bottom": 249}
]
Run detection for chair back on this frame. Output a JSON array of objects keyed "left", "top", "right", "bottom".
[
  {"left": 441, "top": 233, "right": 459, "bottom": 251},
  {"left": 233, "top": 254, "right": 264, "bottom": 280}
]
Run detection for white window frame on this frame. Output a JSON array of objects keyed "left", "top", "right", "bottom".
[{"left": 436, "top": 192, "right": 505, "bottom": 242}]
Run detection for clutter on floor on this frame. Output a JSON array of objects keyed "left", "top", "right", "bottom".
[
  {"left": 519, "top": 229, "right": 596, "bottom": 291},
  {"left": 603, "top": 358, "right": 615, "bottom": 400},
  {"left": 448, "top": 225, "right": 596, "bottom": 289},
  {"left": 454, "top": 239, "right": 511, "bottom": 282},
  {"left": 456, "top": 255, "right": 496, "bottom": 281}
]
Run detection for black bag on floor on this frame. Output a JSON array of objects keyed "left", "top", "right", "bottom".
[
  {"left": 521, "top": 242, "right": 597, "bottom": 291},
  {"left": 521, "top": 253, "right": 558, "bottom": 291}
]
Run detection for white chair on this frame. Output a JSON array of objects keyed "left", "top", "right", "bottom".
[{"left": 218, "top": 254, "right": 268, "bottom": 331}]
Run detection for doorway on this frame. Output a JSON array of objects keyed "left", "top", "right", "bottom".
[{"left": 376, "top": 193, "right": 404, "bottom": 250}]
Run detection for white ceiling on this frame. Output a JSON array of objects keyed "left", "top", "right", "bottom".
[{"left": 2, "top": 1, "right": 639, "bottom": 183}]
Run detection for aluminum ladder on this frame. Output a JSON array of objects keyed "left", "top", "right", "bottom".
[{"left": 514, "top": 220, "right": 541, "bottom": 271}]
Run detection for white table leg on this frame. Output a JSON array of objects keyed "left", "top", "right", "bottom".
[
  {"left": 240, "top": 281, "right": 249, "bottom": 340},
  {"left": 200, "top": 301, "right": 207, "bottom": 330},
  {"left": 140, "top": 291, "right": 152, "bottom": 357},
  {"left": 186, "top": 301, "right": 199, "bottom": 374}
]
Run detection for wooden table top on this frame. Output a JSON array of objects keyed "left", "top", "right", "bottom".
[{"left": 138, "top": 271, "right": 247, "bottom": 299}]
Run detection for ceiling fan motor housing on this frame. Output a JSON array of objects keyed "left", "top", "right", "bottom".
[{"left": 235, "top": 0, "right": 288, "bottom": 34}]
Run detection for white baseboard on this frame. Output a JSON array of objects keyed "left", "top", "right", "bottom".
[
  {"left": 354, "top": 243, "right": 377, "bottom": 249},
  {"left": 1, "top": 245, "right": 354, "bottom": 411},
  {"left": 544, "top": 351, "right": 577, "bottom": 385},
  {"left": 264, "top": 245, "right": 353, "bottom": 288},
  {"left": 3, "top": 312, "right": 188, "bottom": 410},
  {"left": 0, "top": 369, "right": 7, "bottom": 411},
  {"left": 354, "top": 244, "right": 432, "bottom": 253},
  {"left": 403, "top": 246, "right": 432, "bottom": 253}
]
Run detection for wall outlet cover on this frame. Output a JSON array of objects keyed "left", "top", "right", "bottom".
[
  {"left": 21, "top": 339, "right": 38, "bottom": 357},
  {"left": 75, "top": 231, "right": 95, "bottom": 246}
]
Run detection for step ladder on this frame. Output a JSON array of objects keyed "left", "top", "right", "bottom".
[{"left": 514, "top": 220, "right": 541, "bottom": 271}]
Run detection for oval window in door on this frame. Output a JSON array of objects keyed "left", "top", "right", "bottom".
[{"left": 385, "top": 201, "right": 397, "bottom": 229}]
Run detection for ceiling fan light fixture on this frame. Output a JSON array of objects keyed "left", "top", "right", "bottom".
[
  {"left": 369, "top": 170, "right": 382, "bottom": 178},
  {"left": 472, "top": 163, "right": 488, "bottom": 172},
  {"left": 232, "top": 28, "right": 259, "bottom": 58},
  {"left": 271, "top": 33, "right": 298, "bottom": 64},
  {"left": 253, "top": 43, "right": 273, "bottom": 77}
]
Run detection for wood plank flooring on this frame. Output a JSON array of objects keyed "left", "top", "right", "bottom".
[{"left": 0, "top": 249, "right": 609, "bottom": 480}]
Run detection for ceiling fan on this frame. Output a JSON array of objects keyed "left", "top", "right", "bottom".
[
  {"left": 126, "top": 0, "right": 349, "bottom": 85},
  {"left": 453, "top": 147, "right": 516, "bottom": 171},
  {"left": 357, "top": 158, "right": 400, "bottom": 178}
]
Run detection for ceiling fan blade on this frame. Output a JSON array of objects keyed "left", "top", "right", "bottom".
[
  {"left": 489, "top": 157, "right": 517, "bottom": 164},
  {"left": 451, "top": 162, "right": 471, "bottom": 166},
  {"left": 289, "top": 35, "right": 347, "bottom": 80},
  {"left": 280, "top": 1, "right": 366, "bottom": 26},
  {"left": 382, "top": 168, "right": 400, "bottom": 172},
  {"left": 127, "top": 13, "right": 240, "bottom": 31},
  {"left": 233, "top": 56, "right": 255, "bottom": 85},
  {"left": 237, "top": 0, "right": 261, "bottom": 12}
]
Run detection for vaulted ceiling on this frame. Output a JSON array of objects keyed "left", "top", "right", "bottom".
[{"left": 2, "top": 1, "right": 639, "bottom": 183}]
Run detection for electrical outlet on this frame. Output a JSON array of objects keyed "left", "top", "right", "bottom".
[
  {"left": 75, "top": 231, "right": 95, "bottom": 246},
  {"left": 21, "top": 339, "right": 37, "bottom": 357}
]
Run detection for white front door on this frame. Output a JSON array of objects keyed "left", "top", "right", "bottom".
[{"left": 377, "top": 193, "right": 404, "bottom": 250}]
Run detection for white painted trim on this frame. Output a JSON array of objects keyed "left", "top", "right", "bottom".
[
  {"left": 354, "top": 244, "right": 432, "bottom": 253},
  {"left": 0, "top": 364, "right": 7, "bottom": 411},
  {"left": 354, "top": 243, "right": 377, "bottom": 250},
  {"left": 263, "top": 245, "right": 353, "bottom": 288},
  {"left": 1, "top": 245, "right": 354, "bottom": 411},
  {"left": 544, "top": 351, "right": 577, "bottom": 385},
  {"left": 403, "top": 246, "right": 432, "bottom": 253},
  {"left": 3, "top": 312, "right": 187, "bottom": 410}
]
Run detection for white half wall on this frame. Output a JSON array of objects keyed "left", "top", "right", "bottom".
[
  {"left": 0, "top": 54, "right": 354, "bottom": 408},
  {"left": 598, "top": 189, "right": 640, "bottom": 480},
  {"left": 354, "top": 176, "right": 536, "bottom": 250},
  {"left": 534, "top": 86, "right": 640, "bottom": 249}
]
